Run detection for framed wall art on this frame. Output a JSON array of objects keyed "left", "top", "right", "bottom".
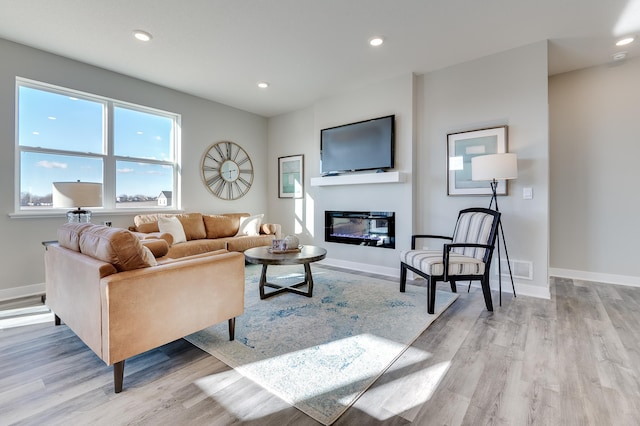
[
  {"left": 278, "top": 154, "right": 304, "bottom": 198},
  {"left": 447, "top": 125, "right": 508, "bottom": 196}
]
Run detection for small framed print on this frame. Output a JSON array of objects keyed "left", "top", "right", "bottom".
[
  {"left": 278, "top": 154, "right": 304, "bottom": 198},
  {"left": 447, "top": 126, "right": 508, "bottom": 196},
  {"left": 271, "top": 239, "right": 285, "bottom": 251}
]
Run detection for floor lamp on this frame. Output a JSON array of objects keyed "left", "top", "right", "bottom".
[{"left": 471, "top": 153, "right": 518, "bottom": 305}]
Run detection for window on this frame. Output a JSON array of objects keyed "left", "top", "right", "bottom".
[{"left": 16, "top": 78, "right": 180, "bottom": 213}]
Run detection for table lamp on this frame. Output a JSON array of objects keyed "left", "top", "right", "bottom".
[{"left": 52, "top": 181, "right": 103, "bottom": 223}]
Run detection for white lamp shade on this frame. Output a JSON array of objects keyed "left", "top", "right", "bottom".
[
  {"left": 471, "top": 153, "right": 518, "bottom": 181},
  {"left": 52, "top": 182, "right": 103, "bottom": 208}
]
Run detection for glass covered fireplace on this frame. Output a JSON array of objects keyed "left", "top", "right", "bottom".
[{"left": 325, "top": 211, "right": 395, "bottom": 249}]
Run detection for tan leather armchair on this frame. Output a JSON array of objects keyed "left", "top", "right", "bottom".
[{"left": 44, "top": 224, "right": 245, "bottom": 393}]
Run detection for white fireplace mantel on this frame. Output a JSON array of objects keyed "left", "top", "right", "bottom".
[{"left": 310, "top": 171, "right": 405, "bottom": 187}]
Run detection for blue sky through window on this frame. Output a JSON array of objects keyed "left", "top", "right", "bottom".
[{"left": 18, "top": 82, "right": 178, "bottom": 209}]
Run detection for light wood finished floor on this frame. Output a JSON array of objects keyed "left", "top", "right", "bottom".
[{"left": 2, "top": 270, "right": 640, "bottom": 425}]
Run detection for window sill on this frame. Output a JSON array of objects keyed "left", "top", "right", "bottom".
[{"left": 9, "top": 209, "right": 184, "bottom": 219}]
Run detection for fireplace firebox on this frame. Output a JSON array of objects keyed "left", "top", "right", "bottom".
[{"left": 325, "top": 211, "right": 395, "bottom": 249}]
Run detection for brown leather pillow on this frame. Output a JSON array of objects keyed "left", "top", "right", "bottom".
[
  {"left": 140, "top": 238, "right": 170, "bottom": 258},
  {"left": 203, "top": 215, "right": 238, "bottom": 238},
  {"left": 133, "top": 214, "right": 160, "bottom": 233},
  {"left": 79, "top": 225, "right": 155, "bottom": 271},
  {"left": 57, "top": 222, "right": 95, "bottom": 252},
  {"left": 176, "top": 213, "right": 206, "bottom": 240}
]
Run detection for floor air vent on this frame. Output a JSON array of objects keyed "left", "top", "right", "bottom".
[{"left": 495, "top": 259, "right": 533, "bottom": 280}]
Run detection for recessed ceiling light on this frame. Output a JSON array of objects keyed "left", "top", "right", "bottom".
[
  {"left": 257, "top": 82, "right": 269, "bottom": 89},
  {"left": 616, "top": 36, "right": 635, "bottom": 46},
  {"left": 369, "top": 37, "right": 384, "bottom": 47},
  {"left": 612, "top": 51, "right": 627, "bottom": 61},
  {"left": 133, "top": 30, "right": 153, "bottom": 42}
]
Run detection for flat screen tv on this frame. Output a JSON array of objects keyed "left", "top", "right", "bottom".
[{"left": 320, "top": 114, "right": 395, "bottom": 175}]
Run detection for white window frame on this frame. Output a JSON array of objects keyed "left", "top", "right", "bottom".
[{"left": 14, "top": 77, "right": 181, "bottom": 216}]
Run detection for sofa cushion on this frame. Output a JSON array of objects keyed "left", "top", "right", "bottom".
[
  {"left": 176, "top": 213, "right": 206, "bottom": 240},
  {"left": 166, "top": 238, "right": 227, "bottom": 258},
  {"left": 158, "top": 215, "right": 187, "bottom": 244},
  {"left": 235, "top": 213, "right": 264, "bottom": 236},
  {"left": 78, "top": 225, "right": 156, "bottom": 271},
  {"left": 203, "top": 215, "right": 238, "bottom": 238},
  {"left": 224, "top": 234, "right": 275, "bottom": 252},
  {"left": 57, "top": 222, "right": 95, "bottom": 252}
]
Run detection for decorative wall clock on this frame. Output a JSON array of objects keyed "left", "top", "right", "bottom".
[{"left": 201, "top": 141, "right": 254, "bottom": 200}]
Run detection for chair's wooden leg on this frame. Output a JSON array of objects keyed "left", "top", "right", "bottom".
[
  {"left": 114, "top": 360, "right": 125, "bottom": 393},
  {"left": 228, "top": 317, "right": 236, "bottom": 341},
  {"left": 450, "top": 280, "right": 457, "bottom": 293},
  {"left": 400, "top": 263, "right": 407, "bottom": 292},
  {"left": 427, "top": 277, "right": 437, "bottom": 314},
  {"left": 480, "top": 277, "right": 494, "bottom": 312},
  {"left": 54, "top": 314, "right": 61, "bottom": 326}
]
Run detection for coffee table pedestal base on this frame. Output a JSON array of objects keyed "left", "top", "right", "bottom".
[{"left": 259, "top": 263, "right": 314, "bottom": 299}]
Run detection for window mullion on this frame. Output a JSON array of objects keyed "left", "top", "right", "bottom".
[{"left": 103, "top": 101, "right": 116, "bottom": 210}]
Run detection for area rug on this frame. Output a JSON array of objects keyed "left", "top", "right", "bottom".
[{"left": 185, "top": 264, "right": 458, "bottom": 425}]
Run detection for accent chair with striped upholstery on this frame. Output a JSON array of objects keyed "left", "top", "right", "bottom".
[{"left": 400, "top": 208, "right": 501, "bottom": 314}]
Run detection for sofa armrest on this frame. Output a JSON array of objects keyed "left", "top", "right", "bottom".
[
  {"left": 99, "top": 250, "right": 245, "bottom": 365},
  {"left": 45, "top": 244, "right": 118, "bottom": 357},
  {"left": 261, "top": 223, "right": 282, "bottom": 239}
]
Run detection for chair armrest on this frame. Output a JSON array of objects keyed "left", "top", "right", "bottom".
[
  {"left": 444, "top": 243, "right": 492, "bottom": 251},
  {"left": 410, "top": 234, "right": 452, "bottom": 249},
  {"left": 442, "top": 243, "right": 492, "bottom": 280}
]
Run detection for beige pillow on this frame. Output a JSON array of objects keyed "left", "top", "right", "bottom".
[
  {"left": 158, "top": 215, "right": 187, "bottom": 244},
  {"left": 203, "top": 215, "right": 238, "bottom": 238},
  {"left": 141, "top": 246, "right": 158, "bottom": 266},
  {"left": 235, "top": 214, "right": 264, "bottom": 236}
]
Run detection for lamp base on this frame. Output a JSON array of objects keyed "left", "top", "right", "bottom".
[{"left": 67, "top": 209, "right": 92, "bottom": 223}]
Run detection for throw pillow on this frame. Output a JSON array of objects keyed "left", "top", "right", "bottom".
[
  {"left": 235, "top": 213, "right": 264, "bottom": 236},
  {"left": 57, "top": 222, "right": 95, "bottom": 252},
  {"left": 158, "top": 215, "right": 187, "bottom": 244},
  {"left": 140, "top": 245, "right": 158, "bottom": 266},
  {"left": 78, "top": 226, "right": 156, "bottom": 271},
  {"left": 176, "top": 213, "right": 206, "bottom": 240},
  {"left": 203, "top": 215, "right": 237, "bottom": 238}
]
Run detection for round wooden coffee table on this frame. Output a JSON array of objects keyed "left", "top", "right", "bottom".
[{"left": 244, "top": 245, "right": 327, "bottom": 299}]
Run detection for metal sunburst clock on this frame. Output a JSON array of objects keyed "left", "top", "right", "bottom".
[{"left": 201, "top": 141, "right": 254, "bottom": 200}]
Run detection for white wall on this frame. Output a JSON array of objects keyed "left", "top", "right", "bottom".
[
  {"left": 549, "top": 56, "right": 640, "bottom": 286},
  {"left": 268, "top": 43, "right": 551, "bottom": 299},
  {"left": 268, "top": 74, "right": 416, "bottom": 276},
  {"left": 0, "top": 38, "right": 267, "bottom": 300},
  {"left": 417, "top": 41, "right": 550, "bottom": 298}
]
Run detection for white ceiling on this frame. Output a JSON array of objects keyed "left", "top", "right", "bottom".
[{"left": 0, "top": 0, "right": 638, "bottom": 117}]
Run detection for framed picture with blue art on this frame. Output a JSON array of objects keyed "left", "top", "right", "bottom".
[
  {"left": 278, "top": 154, "right": 304, "bottom": 198},
  {"left": 447, "top": 125, "right": 508, "bottom": 196}
]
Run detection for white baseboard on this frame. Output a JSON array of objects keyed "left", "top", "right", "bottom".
[
  {"left": 0, "top": 283, "right": 45, "bottom": 302},
  {"left": 318, "top": 258, "right": 399, "bottom": 279},
  {"left": 549, "top": 268, "right": 640, "bottom": 288},
  {"left": 482, "top": 278, "right": 550, "bottom": 299},
  {"left": 319, "top": 258, "right": 551, "bottom": 299}
]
